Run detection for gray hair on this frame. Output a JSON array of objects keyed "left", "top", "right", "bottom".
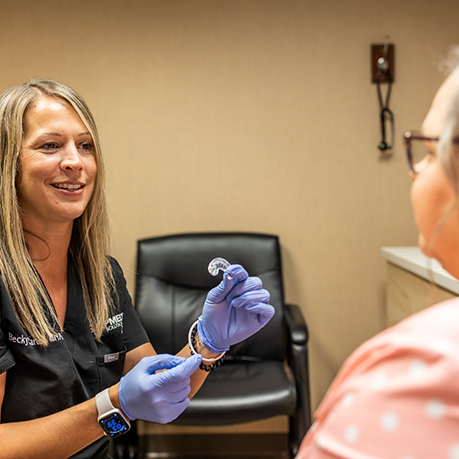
[{"left": 437, "top": 47, "right": 459, "bottom": 195}]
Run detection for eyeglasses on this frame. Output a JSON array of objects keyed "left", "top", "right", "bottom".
[
  {"left": 404, "top": 131, "right": 459, "bottom": 174},
  {"left": 403, "top": 131, "right": 439, "bottom": 175}
]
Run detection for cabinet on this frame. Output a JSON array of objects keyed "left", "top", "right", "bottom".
[{"left": 381, "top": 247, "right": 459, "bottom": 327}]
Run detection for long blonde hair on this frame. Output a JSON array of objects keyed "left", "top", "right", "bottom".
[{"left": 0, "top": 79, "right": 114, "bottom": 346}]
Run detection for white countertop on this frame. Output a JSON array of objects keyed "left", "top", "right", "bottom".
[{"left": 381, "top": 246, "right": 459, "bottom": 295}]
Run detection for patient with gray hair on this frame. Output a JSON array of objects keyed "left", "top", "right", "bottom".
[{"left": 297, "top": 46, "right": 459, "bottom": 459}]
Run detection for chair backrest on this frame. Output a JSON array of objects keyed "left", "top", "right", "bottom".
[{"left": 135, "top": 232, "right": 286, "bottom": 361}]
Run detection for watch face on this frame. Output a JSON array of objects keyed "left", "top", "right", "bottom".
[{"left": 99, "top": 413, "right": 130, "bottom": 438}]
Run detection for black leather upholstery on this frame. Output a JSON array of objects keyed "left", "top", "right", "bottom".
[{"left": 134, "top": 232, "right": 311, "bottom": 457}]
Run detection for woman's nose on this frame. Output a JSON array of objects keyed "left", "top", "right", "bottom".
[
  {"left": 412, "top": 157, "right": 429, "bottom": 176},
  {"left": 61, "top": 143, "right": 83, "bottom": 171},
  {"left": 409, "top": 155, "right": 431, "bottom": 179}
]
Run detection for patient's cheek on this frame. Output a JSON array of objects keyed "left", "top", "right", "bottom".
[
  {"left": 411, "top": 164, "right": 454, "bottom": 237},
  {"left": 411, "top": 162, "right": 459, "bottom": 271}
]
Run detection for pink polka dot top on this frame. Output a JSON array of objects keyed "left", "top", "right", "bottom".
[{"left": 296, "top": 298, "right": 459, "bottom": 459}]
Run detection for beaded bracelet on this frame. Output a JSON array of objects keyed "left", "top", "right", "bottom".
[{"left": 188, "top": 320, "right": 226, "bottom": 372}]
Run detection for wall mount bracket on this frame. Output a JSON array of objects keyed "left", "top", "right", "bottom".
[{"left": 371, "top": 43, "right": 395, "bottom": 83}]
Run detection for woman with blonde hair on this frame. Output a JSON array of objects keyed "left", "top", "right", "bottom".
[
  {"left": 0, "top": 79, "right": 274, "bottom": 459},
  {"left": 296, "top": 50, "right": 459, "bottom": 459}
]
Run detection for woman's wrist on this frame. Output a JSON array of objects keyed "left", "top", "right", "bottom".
[
  {"left": 194, "top": 331, "right": 220, "bottom": 359},
  {"left": 188, "top": 320, "right": 226, "bottom": 372},
  {"left": 108, "top": 383, "right": 122, "bottom": 411}
]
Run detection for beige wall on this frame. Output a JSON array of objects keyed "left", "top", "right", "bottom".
[{"left": 2, "top": 0, "right": 459, "bottom": 410}]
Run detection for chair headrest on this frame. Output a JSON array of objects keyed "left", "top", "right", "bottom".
[{"left": 137, "top": 232, "right": 282, "bottom": 290}]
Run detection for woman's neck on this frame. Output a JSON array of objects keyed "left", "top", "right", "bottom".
[{"left": 22, "top": 219, "right": 73, "bottom": 277}]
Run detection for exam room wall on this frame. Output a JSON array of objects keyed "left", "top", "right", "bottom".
[{"left": 1, "top": 0, "right": 458, "bottom": 410}]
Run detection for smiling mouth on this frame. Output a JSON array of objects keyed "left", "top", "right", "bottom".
[{"left": 52, "top": 183, "right": 83, "bottom": 191}]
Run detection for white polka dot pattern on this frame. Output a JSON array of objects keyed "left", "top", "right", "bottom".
[
  {"left": 343, "top": 424, "right": 360, "bottom": 444},
  {"left": 425, "top": 399, "right": 446, "bottom": 420},
  {"left": 380, "top": 411, "right": 400, "bottom": 432},
  {"left": 409, "top": 359, "right": 427, "bottom": 379},
  {"left": 449, "top": 444, "right": 459, "bottom": 459},
  {"left": 430, "top": 338, "right": 451, "bottom": 355},
  {"left": 370, "top": 371, "right": 388, "bottom": 391},
  {"left": 341, "top": 392, "right": 354, "bottom": 407},
  {"left": 295, "top": 299, "right": 459, "bottom": 459}
]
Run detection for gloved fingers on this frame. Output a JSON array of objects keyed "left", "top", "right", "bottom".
[
  {"left": 118, "top": 355, "right": 199, "bottom": 424},
  {"left": 238, "top": 303, "right": 276, "bottom": 332},
  {"left": 140, "top": 354, "right": 187, "bottom": 375},
  {"left": 170, "top": 396, "right": 190, "bottom": 411},
  {"left": 257, "top": 304, "right": 275, "bottom": 324},
  {"left": 231, "top": 294, "right": 275, "bottom": 323},
  {"left": 225, "top": 264, "right": 249, "bottom": 283},
  {"left": 161, "top": 384, "right": 192, "bottom": 404},
  {"left": 206, "top": 264, "right": 249, "bottom": 303},
  {"left": 154, "top": 353, "right": 202, "bottom": 386},
  {"left": 155, "top": 397, "right": 191, "bottom": 424},
  {"left": 229, "top": 289, "right": 271, "bottom": 309},
  {"left": 226, "top": 276, "right": 263, "bottom": 302},
  {"left": 153, "top": 372, "right": 192, "bottom": 392}
]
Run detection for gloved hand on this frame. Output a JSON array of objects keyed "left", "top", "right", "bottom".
[
  {"left": 118, "top": 353, "right": 202, "bottom": 424},
  {"left": 198, "top": 264, "right": 275, "bottom": 354}
]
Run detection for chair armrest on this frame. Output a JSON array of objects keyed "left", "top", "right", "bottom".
[
  {"left": 285, "top": 303, "right": 308, "bottom": 345},
  {"left": 284, "top": 303, "right": 311, "bottom": 453}
]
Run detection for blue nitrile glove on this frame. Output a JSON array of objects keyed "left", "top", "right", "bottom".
[
  {"left": 118, "top": 353, "right": 202, "bottom": 424},
  {"left": 198, "top": 264, "right": 275, "bottom": 354}
]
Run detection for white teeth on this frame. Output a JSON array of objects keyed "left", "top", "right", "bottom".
[{"left": 53, "top": 183, "right": 83, "bottom": 191}]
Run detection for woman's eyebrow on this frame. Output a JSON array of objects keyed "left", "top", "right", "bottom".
[
  {"left": 36, "top": 131, "right": 91, "bottom": 137},
  {"left": 41, "top": 132, "right": 62, "bottom": 137}
]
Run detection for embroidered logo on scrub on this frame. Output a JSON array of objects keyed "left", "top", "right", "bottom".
[
  {"left": 106, "top": 312, "right": 124, "bottom": 333},
  {"left": 8, "top": 332, "right": 64, "bottom": 346}
]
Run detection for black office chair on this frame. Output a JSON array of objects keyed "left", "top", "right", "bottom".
[{"left": 134, "top": 232, "right": 311, "bottom": 458}]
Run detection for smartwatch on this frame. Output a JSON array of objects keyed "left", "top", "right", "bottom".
[{"left": 95, "top": 388, "right": 131, "bottom": 438}]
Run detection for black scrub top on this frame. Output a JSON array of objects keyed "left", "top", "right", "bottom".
[{"left": 0, "top": 257, "right": 150, "bottom": 458}]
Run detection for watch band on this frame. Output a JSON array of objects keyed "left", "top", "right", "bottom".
[
  {"left": 95, "top": 388, "right": 130, "bottom": 438},
  {"left": 95, "top": 388, "right": 115, "bottom": 417}
]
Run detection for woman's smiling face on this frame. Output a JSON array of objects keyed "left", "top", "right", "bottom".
[{"left": 18, "top": 96, "right": 97, "bottom": 229}]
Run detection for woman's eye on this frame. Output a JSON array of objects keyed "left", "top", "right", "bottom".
[
  {"left": 80, "top": 143, "right": 94, "bottom": 153},
  {"left": 41, "top": 142, "right": 58, "bottom": 150},
  {"left": 80, "top": 142, "right": 94, "bottom": 151}
]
